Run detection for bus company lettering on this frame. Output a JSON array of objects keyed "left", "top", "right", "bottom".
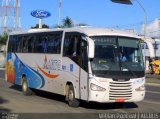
[
  {"left": 35, "top": 11, "right": 48, "bottom": 17},
  {"left": 43, "top": 59, "right": 61, "bottom": 70}
]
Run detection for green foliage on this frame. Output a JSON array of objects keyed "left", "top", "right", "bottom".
[
  {"left": 62, "top": 16, "right": 74, "bottom": 28},
  {"left": 31, "top": 24, "right": 49, "bottom": 29},
  {"left": 76, "top": 23, "right": 88, "bottom": 27},
  {"left": 0, "top": 32, "right": 8, "bottom": 45},
  {"left": 52, "top": 24, "right": 64, "bottom": 28},
  {"left": 52, "top": 16, "right": 88, "bottom": 28}
]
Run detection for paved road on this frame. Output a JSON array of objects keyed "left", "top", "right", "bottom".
[
  {"left": 0, "top": 70, "right": 160, "bottom": 119},
  {"left": 146, "top": 74, "right": 160, "bottom": 79}
]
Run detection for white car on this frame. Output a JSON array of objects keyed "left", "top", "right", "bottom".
[{"left": 0, "top": 52, "right": 5, "bottom": 68}]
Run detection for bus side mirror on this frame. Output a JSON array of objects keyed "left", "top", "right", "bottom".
[{"left": 88, "top": 38, "right": 95, "bottom": 59}]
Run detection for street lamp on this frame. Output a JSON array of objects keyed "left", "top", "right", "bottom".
[
  {"left": 111, "top": 0, "right": 132, "bottom": 5},
  {"left": 111, "top": 0, "right": 147, "bottom": 38}
]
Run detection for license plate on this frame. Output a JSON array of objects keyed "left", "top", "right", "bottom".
[{"left": 115, "top": 98, "right": 125, "bottom": 102}]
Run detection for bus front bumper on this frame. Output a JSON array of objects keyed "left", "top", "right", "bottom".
[{"left": 88, "top": 90, "right": 145, "bottom": 103}]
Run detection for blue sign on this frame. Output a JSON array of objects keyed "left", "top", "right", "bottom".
[
  {"left": 62, "top": 65, "right": 66, "bottom": 71},
  {"left": 31, "top": 10, "right": 51, "bottom": 19},
  {"left": 70, "top": 64, "right": 74, "bottom": 72}
]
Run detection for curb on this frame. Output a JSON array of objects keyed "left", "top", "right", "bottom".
[
  {"left": 0, "top": 68, "right": 5, "bottom": 70},
  {"left": 145, "top": 83, "right": 160, "bottom": 87}
]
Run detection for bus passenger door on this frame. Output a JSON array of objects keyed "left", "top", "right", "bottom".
[{"left": 79, "top": 40, "right": 89, "bottom": 100}]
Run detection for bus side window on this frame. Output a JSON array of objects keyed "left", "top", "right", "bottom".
[
  {"left": 28, "top": 36, "right": 35, "bottom": 53},
  {"left": 47, "top": 35, "right": 54, "bottom": 53},
  {"left": 22, "top": 36, "right": 28, "bottom": 53},
  {"left": 17, "top": 37, "right": 23, "bottom": 53},
  {"left": 54, "top": 34, "right": 62, "bottom": 54},
  {"left": 35, "top": 35, "right": 43, "bottom": 53},
  {"left": 48, "top": 33, "right": 62, "bottom": 54},
  {"left": 14, "top": 37, "right": 19, "bottom": 52},
  {"left": 81, "top": 40, "right": 88, "bottom": 72},
  {"left": 64, "top": 35, "right": 80, "bottom": 56},
  {"left": 63, "top": 35, "right": 72, "bottom": 56},
  {"left": 42, "top": 36, "right": 48, "bottom": 53},
  {"left": 63, "top": 33, "right": 81, "bottom": 65},
  {"left": 8, "top": 36, "right": 13, "bottom": 52}
]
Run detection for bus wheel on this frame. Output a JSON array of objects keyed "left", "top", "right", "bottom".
[
  {"left": 67, "top": 85, "right": 80, "bottom": 107},
  {"left": 22, "top": 77, "right": 32, "bottom": 96}
]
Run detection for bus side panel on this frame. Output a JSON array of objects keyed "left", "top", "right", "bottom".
[
  {"left": 6, "top": 53, "right": 15, "bottom": 84},
  {"left": 13, "top": 53, "right": 63, "bottom": 94},
  {"left": 7, "top": 52, "right": 80, "bottom": 98},
  {"left": 7, "top": 53, "right": 44, "bottom": 89},
  {"left": 61, "top": 57, "right": 80, "bottom": 99}
]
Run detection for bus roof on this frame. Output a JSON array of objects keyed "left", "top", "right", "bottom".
[
  {"left": 64, "top": 27, "right": 140, "bottom": 38},
  {"left": 10, "top": 27, "right": 140, "bottom": 38}
]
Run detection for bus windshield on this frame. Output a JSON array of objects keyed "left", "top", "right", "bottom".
[{"left": 90, "top": 36, "right": 144, "bottom": 79}]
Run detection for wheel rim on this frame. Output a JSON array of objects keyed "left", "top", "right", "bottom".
[
  {"left": 68, "top": 89, "right": 74, "bottom": 101},
  {"left": 23, "top": 81, "right": 27, "bottom": 92}
]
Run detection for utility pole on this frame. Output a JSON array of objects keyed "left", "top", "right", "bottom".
[
  {"left": 0, "top": 0, "right": 21, "bottom": 33},
  {"left": 135, "top": 0, "right": 147, "bottom": 38},
  {"left": 111, "top": 0, "right": 147, "bottom": 38},
  {"left": 58, "top": 0, "right": 61, "bottom": 27}
]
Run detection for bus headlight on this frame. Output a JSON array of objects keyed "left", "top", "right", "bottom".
[
  {"left": 133, "top": 78, "right": 145, "bottom": 85},
  {"left": 135, "top": 85, "right": 145, "bottom": 91},
  {"left": 90, "top": 83, "right": 106, "bottom": 91}
]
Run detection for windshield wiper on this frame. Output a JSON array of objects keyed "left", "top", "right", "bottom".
[{"left": 120, "top": 62, "right": 137, "bottom": 78}]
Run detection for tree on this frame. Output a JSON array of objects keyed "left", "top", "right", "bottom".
[
  {"left": 31, "top": 24, "right": 49, "bottom": 29},
  {"left": 52, "top": 16, "right": 88, "bottom": 28},
  {"left": 0, "top": 32, "right": 8, "bottom": 45},
  {"left": 52, "top": 24, "right": 64, "bottom": 28},
  {"left": 62, "top": 16, "right": 74, "bottom": 28}
]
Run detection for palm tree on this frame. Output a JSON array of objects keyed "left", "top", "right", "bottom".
[
  {"left": 52, "top": 16, "right": 88, "bottom": 28},
  {"left": 62, "top": 16, "right": 74, "bottom": 28}
]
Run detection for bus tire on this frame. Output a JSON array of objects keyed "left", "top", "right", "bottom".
[
  {"left": 67, "top": 84, "right": 80, "bottom": 107},
  {"left": 22, "top": 77, "right": 32, "bottom": 96}
]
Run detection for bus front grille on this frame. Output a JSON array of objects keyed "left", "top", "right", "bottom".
[{"left": 109, "top": 82, "right": 132, "bottom": 101}]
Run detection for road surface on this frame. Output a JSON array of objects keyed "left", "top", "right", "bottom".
[{"left": 0, "top": 69, "right": 160, "bottom": 119}]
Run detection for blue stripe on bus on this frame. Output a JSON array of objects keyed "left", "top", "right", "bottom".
[{"left": 8, "top": 53, "right": 45, "bottom": 89}]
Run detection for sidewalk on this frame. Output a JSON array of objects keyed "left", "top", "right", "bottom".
[
  {"left": 146, "top": 76, "right": 160, "bottom": 86},
  {"left": 0, "top": 67, "right": 5, "bottom": 70}
]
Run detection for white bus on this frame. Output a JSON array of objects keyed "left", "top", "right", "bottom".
[{"left": 6, "top": 27, "right": 145, "bottom": 107}]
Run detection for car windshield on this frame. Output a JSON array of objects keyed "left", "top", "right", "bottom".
[{"left": 90, "top": 36, "right": 144, "bottom": 79}]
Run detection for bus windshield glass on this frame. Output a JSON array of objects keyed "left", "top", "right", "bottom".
[{"left": 90, "top": 36, "right": 144, "bottom": 79}]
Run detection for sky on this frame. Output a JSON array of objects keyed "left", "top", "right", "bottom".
[{"left": 3, "top": 0, "right": 160, "bottom": 35}]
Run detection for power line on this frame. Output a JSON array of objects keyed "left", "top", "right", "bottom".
[
  {"left": 108, "top": 17, "right": 160, "bottom": 30},
  {"left": 147, "top": 29, "right": 160, "bottom": 34}
]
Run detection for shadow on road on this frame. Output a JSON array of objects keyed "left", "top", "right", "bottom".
[
  {"left": 9, "top": 84, "right": 22, "bottom": 92},
  {"left": 80, "top": 101, "right": 138, "bottom": 110},
  {"left": 0, "top": 106, "right": 11, "bottom": 114},
  {"left": 9, "top": 85, "right": 66, "bottom": 102},
  {"left": 30, "top": 89, "right": 139, "bottom": 110},
  {"left": 9, "top": 85, "right": 138, "bottom": 110},
  {"left": 0, "top": 96, "right": 9, "bottom": 104},
  {"left": 9, "top": 84, "right": 66, "bottom": 103},
  {"left": 34, "top": 91, "right": 138, "bottom": 109},
  {"left": 0, "top": 108, "right": 11, "bottom": 113},
  {"left": 33, "top": 89, "right": 66, "bottom": 103},
  {"left": 0, "top": 96, "right": 11, "bottom": 113}
]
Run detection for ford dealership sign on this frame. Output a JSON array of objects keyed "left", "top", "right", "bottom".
[{"left": 31, "top": 10, "right": 51, "bottom": 19}]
